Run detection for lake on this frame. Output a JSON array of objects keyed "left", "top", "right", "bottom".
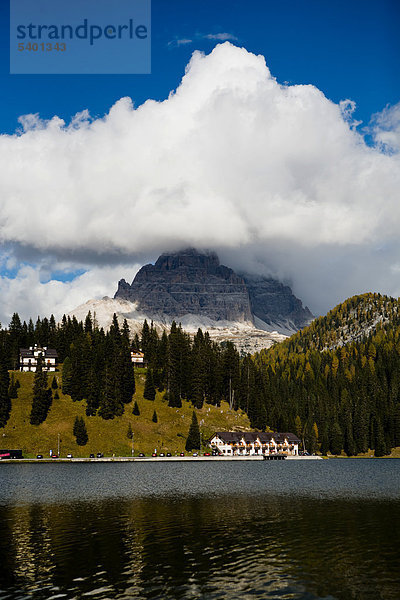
[{"left": 0, "top": 459, "right": 399, "bottom": 599}]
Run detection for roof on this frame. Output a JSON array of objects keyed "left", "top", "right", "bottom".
[
  {"left": 212, "top": 431, "right": 301, "bottom": 444},
  {"left": 20, "top": 348, "right": 58, "bottom": 358}
]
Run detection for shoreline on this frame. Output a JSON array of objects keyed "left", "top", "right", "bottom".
[{"left": 1, "top": 455, "right": 325, "bottom": 463}]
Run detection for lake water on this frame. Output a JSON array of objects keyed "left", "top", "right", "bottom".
[{"left": 0, "top": 459, "right": 399, "bottom": 600}]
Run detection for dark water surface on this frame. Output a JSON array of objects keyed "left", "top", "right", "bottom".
[{"left": 0, "top": 460, "right": 399, "bottom": 600}]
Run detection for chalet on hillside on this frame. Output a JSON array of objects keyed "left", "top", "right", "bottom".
[
  {"left": 210, "top": 431, "right": 300, "bottom": 456},
  {"left": 19, "top": 345, "right": 58, "bottom": 372},
  {"left": 131, "top": 351, "right": 145, "bottom": 366}
]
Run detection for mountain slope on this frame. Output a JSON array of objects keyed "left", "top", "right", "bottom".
[
  {"left": 269, "top": 293, "right": 399, "bottom": 354},
  {"left": 115, "top": 249, "right": 254, "bottom": 324},
  {"left": 114, "top": 248, "right": 312, "bottom": 335}
]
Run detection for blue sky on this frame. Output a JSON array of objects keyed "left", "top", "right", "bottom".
[
  {"left": 1, "top": 0, "right": 399, "bottom": 134},
  {"left": 0, "top": 0, "right": 399, "bottom": 324}
]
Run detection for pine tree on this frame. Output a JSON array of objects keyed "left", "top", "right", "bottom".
[
  {"left": 294, "top": 415, "right": 303, "bottom": 439},
  {"left": 185, "top": 411, "right": 201, "bottom": 451},
  {"left": 132, "top": 401, "right": 140, "bottom": 415},
  {"left": 73, "top": 416, "right": 88, "bottom": 446},
  {"left": 51, "top": 375, "right": 58, "bottom": 389},
  {"left": 8, "top": 373, "right": 19, "bottom": 399},
  {"left": 98, "top": 363, "right": 122, "bottom": 420},
  {"left": 54, "top": 390, "right": 60, "bottom": 400},
  {"left": 308, "top": 422, "right": 318, "bottom": 454},
  {"left": 143, "top": 369, "right": 156, "bottom": 401},
  {"left": 127, "top": 423, "right": 133, "bottom": 439},
  {"left": 0, "top": 348, "right": 11, "bottom": 428},
  {"left": 30, "top": 356, "right": 52, "bottom": 425},
  {"left": 320, "top": 425, "right": 330, "bottom": 455},
  {"left": 84, "top": 311, "right": 93, "bottom": 334},
  {"left": 392, "top": 403, "right": 400, "bottom": 447},
  {"left": 62, "top": 356, "right": 73, "bottom": 395},
  {"left": 330, "top": 421, "right": 344, "bottom": 455},
  {"left": 152, "top": 410, "right": 158, "bottom": 423},
  {"left": 119, "top": 341, "right": 136, "bottom": 403},
  {"left": 374, "top": 419, "right": 387, "bottom": 457},
  {"left": 85, "top": 366, "right": 100, "bottom": 416}
]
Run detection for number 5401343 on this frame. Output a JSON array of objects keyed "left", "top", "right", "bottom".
[{"left": 18, "top": 42, "right": 66, "bottom": 51}]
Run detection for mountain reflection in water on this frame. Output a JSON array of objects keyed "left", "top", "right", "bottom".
[{"left": 0, "top": 461, "right": 399, "bottom": 599}]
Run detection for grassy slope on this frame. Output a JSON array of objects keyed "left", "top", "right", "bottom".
[{"left": 1, "top": 369, "right": 251, "bottom": 458}]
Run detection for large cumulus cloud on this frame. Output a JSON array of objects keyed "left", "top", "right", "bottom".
[{"left": 0, "top": 43, "right": 399, "bottom": 323}]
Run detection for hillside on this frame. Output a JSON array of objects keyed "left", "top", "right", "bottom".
[
  {"left": 254, "top": 293, "right": 400, "bottom": 457},
  {"left": 0, "top": 368, "right": 251, "bottom": 458},
  {"left": 273, "top": 293, "right": 400, "bottom": 353}
]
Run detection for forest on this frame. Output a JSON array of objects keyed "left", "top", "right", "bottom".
[{"left": 1, "top": 292, "right": 400, "bottom": 456}]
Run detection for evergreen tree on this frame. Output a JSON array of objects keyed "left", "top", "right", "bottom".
[
  {"left": 54, "top": 390, "right": 60, "bottom": 400},
  {"left": 85, "top": 366, "right": 100, "bottom": 416},
  {"left": 392, "top": 403, "right": 400, "bottom": 447},
  {"left": 294, "top": 415, "right": 303, "bottom": 439},
  {"left": 8, "top": 312, "right": 23, "bottom": 370},
  {"left": 152, "top": 410, "right": 158, "bottom": 423},
  {"left": 374, "top": 419, "right": 387, "bottom": 457},
  {"left": 0, "top": 349, "right": 11, "bottom": 428},
  {"left": 8, "top": 373, "right": 19, "bottom": 399},
  {"left": 185, "top": 411, "right": 201, "bottom": 451},
  {"left": 62, "top": 356, "right": 73, "bottom": 395},
  {"left": 308, "top": 422, "right": 318, "bottom": 454},
  {"left": 73, "top": 416, "right": 88, "bottom": 446},
  {"left": 119, "top": 341, "right": 136, "bottom": 403},
  {"left": 127, "top": 422, "right": 133, "bottom": 439},
  {"left": 84, "top": 311, "right": 93, "bottom": 334},
  {"left": 330, "top": 421, "right": 344, "bottom": 455},
  {"left": 320, "top": 425, "right": 330, "bottom": 455},
  {"left": 51, "top": 375, "right": 58, "bottom": 389},
  {"left": 132, "top": 401, "right": 140, "bottom": 415},
  {"left": 30, "top": 356, "right": 52, "bottom": 425},
  {"left": 143, "top": 369, "right": 156, "bottom": 401},
  {"left": 98, "top": 363, "right": 123, "bottom": 419}
]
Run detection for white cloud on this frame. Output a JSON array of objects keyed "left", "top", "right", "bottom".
[
  {"left": 370, "top": 102, "right": 400, "bottom": 153},
  {"left": 0, "top": 264, "right": 140, "bottom": 326},
  {"left": 204, "top": 33, "right": 238, "bottom": 41},
  {"left": 0, "top": 42, "right": 399, "bottom": 320},
  {"left": 168, "top": 38, "right": 193, "bottom": 48}
]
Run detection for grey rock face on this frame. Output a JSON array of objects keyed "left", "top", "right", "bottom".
[
  {"left": 115, "top": 249, "right": 254, "bottom": 323},
  {"left": 115, "top": 249, "right": 313, "bottom": 330},
  {"left": 242, "top": 274, "right": 313, "bottom": 330}
]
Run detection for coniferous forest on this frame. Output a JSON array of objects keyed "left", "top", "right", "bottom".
[{"left": 0, "top": 293, "right": 400, "bottom": 455}]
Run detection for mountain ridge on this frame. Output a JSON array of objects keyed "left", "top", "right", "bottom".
[{"left": 114, "top": 248, "right": 312, "bottom": 333}]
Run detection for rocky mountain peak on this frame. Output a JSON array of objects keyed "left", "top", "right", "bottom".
[
  {"left": 116, "top": 248, "right": 253, "bottom": 323},
  {"left": 115, "top": 249, "right": 313, "bottom": 333}
]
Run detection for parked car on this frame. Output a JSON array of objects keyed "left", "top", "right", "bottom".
[
  {"left": 89, "top": 453, "right": 95, "bottom": 458},
  {"left": 138, "top": 453, "right": 145, "bottom": 457},
  {"left": 159, "top": 453, "right": 165, "bottom": 457},
  {"left": 96, "top": 453, "right": 103, "bottom": 458},
  {"left": 211, "top": 451, "right": 220, "bottom": 456},
  {"left": 152, "top": 452, "right": 157, "bottom": 457},
  {"left": 66, "top": 453, "right": 73, "bottom": 458},
  {"left": 203, "top": 452, "right": 211, "bottom": 456},
  {"left": 192, "top": 452, "right": 198, "bottom": 457},
  {"left": 51, "top": 454, "right": 58, "bottom": 459},
  {"left": 166, "top": 452, "right": 172, "bottom": 457},
  {"left": 179, "top": 452, "right": 185, "bottom": 457},
  {"left": 36, "top": 454, "right": 43, "bottom": 459}
]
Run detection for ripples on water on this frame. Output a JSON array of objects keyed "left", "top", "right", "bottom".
[{"left": 0, "top": 460, "right": 399, "bottom": 600}]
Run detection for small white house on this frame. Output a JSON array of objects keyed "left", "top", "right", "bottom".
[
  {"left": 131, "top": 351, "right": 145, "bottom": 365},
  {"left": 19, "top": 346, "right": 58, "bottom": 372},
  {"left": 210, "top": 431, "right": 300, "bottom": 456}
]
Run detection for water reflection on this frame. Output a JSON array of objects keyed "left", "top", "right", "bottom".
[{"left": 1, "top": 493, "right": 399, "bottom": 599}]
